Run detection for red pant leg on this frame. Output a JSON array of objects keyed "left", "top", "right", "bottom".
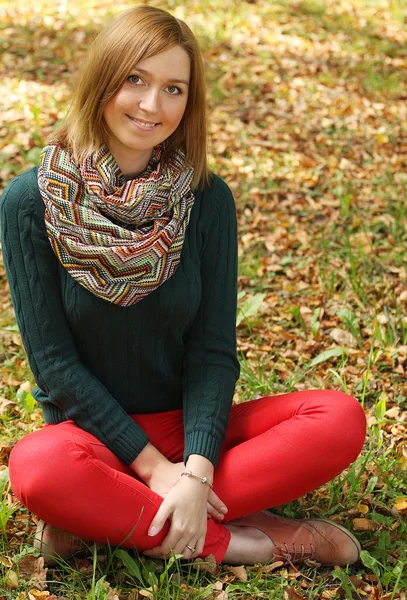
[
  {"left": 8, "top": 419, "right": 229, "bottom": 561},
  {"left": 9, "top": 391, "right": 365, "bottom": 564},
  {"left": 213, "top": 390, "right": 366, "bottom": 522}
]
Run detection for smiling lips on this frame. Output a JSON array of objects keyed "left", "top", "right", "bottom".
[{"left": 127, "top": 115, "right": 160, "bottom": 130}]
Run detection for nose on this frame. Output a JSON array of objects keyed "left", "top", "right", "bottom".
[{"left": 139, "top": 88, "right": 160, "bottom": 114}]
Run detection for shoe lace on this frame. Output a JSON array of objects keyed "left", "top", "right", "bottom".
[{"left": 276, "top": 542, "right": 316, "bottom": 567}]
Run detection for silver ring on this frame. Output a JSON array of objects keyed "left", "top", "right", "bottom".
[{"left": 186, "top": 545, "right": 196, "bottom": 552}]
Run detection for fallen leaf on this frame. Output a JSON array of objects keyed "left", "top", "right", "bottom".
[
  {"left": 17, "top": 555, "right": 38, "bottom": 580},
  {"left": 353, "top": 518, "right": 375, "bottom": 531},
  {"left": 28, "top": 591, "right": 50, "bottom": 600},
  {"left": 19, "top": 381, "right": 33, "bottom": 393},
  {"left": 0, "top": 554, "right": 13, "bottom": 568},
  {"left": 262, "top": 560, "right": 284, "bottom": 573},
  {"left": 5, "top": 570, "right": 19, "bottom": 589},
  {"left": 357, "top": 500, "right": 369, "bottom": 514},
  {"left": 393, "top": 497, "right": 407, "bottom": 514},
  {"left": 330, "top": 328, "right": 358, "bottom": 348},
  {"left": 226, "top": 564, "right": 247, "bottom": 581},
  {"left": 139, "top": 588, "right": 156, "bottom": 599},
  {"left": 17, "top": 556, "right": 48, "bottom": 590},
  {"left": 193, "top": 553, "right": 218, "bottom": 574}
]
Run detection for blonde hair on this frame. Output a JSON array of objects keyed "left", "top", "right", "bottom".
[{"left": 54, "top": 6, "right": 209, "bottom": 188}]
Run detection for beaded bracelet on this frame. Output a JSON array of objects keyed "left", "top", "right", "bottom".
[{"left": 181, "top": 469, "right": 213, "bottom": 488}]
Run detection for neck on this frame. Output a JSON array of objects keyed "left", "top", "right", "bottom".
[{"left": 108, "top": 145, "right": 152, "bottom": 180}]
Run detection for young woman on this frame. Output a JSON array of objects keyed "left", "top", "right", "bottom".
[{"left": 0, "top": 5, "right": 366, "bottom": 567}]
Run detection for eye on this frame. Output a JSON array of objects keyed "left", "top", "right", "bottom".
[
  {"left": 128, "top": 74, "right": 143, "bottom": 85},
  {"left": 167, "top": 85, "right": 182, "bottom": 95}
]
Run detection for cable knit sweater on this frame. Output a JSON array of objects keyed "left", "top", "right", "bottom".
[{"left": 0, "top": 167, "right": 240, "bottom": 467}]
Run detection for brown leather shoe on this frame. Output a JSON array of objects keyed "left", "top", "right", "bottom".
[
  {"left": 230, "top": 511, "right": 361, "bottom": 566},
  {"left": 34, "top": 520, "right": 101, "bottom": 566}
]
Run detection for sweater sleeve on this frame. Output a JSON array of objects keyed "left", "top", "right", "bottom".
[
  {"left": 182, "top": 175, "right": 240, "bottom": 467},
  {"left": 0, "top": 171, "right": 149, "bottom": 465}
]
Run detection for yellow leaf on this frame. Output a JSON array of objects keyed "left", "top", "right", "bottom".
[
  {"left": 353, "top": 518, "right": 375, "bottom": 531},
  {"left": 375, "top": 133, "right": 389, "bottom": 145},
  {"left": 5, "top": 570, "right": 19, "bottom": 589},
  {"left": 357, "top": 500, "right": 369, "bottom": 514},
  {"left": 393, "top": 497, "right": 407, "bottom": 513},
  {"left": 28, "top": 591, "right": 50, "bottom": 600}
]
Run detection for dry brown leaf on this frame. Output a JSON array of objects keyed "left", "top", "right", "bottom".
[
  {"left": 18, "top": 555, "right": 38, "bottom": 580},
  {"left": 0, "top": 554, "right": 13, "bottom": 568},
  {"left": 139, "top": 588, "right": 156, "bottom": 600},
  {"left": 330, "top": 328, "right": 357, "bottom": 348},
  {"left": 385, "top": 406, "right": 400, "bottom": 418},
  {"left": 262, "top": 560, "right": 284, "bottom": 573},
  {"left": 353, "top": 518, "right": 375, "bottom": 531},
  {"left": 193, "top": 553, "right": 218, "bottom": 574},
  {"left": 226, "top": 564, "right": 247, "bottom": 582},
  {"left": 215, "top": 592, "right": 228, "bottom": 600},
  {"left": 19, "top": 381, "right": 33, "bottom": 393},
  {"left": 18, "top": 555, "right": 48, "bottom": 590}
]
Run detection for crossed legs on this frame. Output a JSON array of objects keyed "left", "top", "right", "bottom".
[{"left": 9, "top": 390, "right": 366, "bottom": 562}]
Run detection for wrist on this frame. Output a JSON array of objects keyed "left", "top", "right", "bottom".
[
  {"left": 185, "top": 454, "right": 214, "bottom": 479},
  {"left": 130, "top": 443, "right": 169, "bottom": 483}
]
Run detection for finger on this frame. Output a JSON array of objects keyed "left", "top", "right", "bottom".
[
  {"left": 148, "top": 503, "right": 172, "bottom": 537},
  {"left": 207, "top": 501, "right": 225, "bottom": 520},
  {"left": 208, "top": 490, "right": 228, "bottom": 515},
  {"left": 155, "top": 521, "right": 187, "bottom": 557},
  {"left": 179, "top": 541, "right": 196, "bottom": 560},
  {"left": 194, "top": 534, "right": 205, "bottom": 557}
]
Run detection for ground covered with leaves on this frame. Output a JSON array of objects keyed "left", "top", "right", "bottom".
[{"left": 0, "top": 0, "right": 406, "bottom": 598}]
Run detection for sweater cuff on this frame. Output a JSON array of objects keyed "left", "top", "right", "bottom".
[
  {"left": 184, "top": 431, "right": 222, "bottom": 468},
  {"left": 113, "top": 419, "right": 150, "bottom": 466}
]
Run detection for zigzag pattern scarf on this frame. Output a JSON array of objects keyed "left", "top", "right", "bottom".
[{"left": 38, "top": 140, "right": 195, "bottom": 306}]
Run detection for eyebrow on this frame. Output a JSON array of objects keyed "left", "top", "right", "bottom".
[{"left": 131, "top": 67, "right": 190, "bottom": 87}]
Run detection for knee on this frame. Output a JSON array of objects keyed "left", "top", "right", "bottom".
[
  {"left": 9, "top": 431, "right": 67, "bottom": 512},
  {"left": 304, "top": 390, "right": 366, "bottom": 463},
  {"left": 320, "top": 390, "right": 366, "bottom": 462}
]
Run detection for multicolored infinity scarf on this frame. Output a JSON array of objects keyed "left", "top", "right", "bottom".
[{"left": 38, "top": 140, "right": 195, "bottom": 306}]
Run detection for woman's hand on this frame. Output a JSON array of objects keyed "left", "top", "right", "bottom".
[
  {"left": 147, "top": 460, "right": 228, "bottom": 521},
  {"left": 144, "top": 475, "right": 210, "bottom": 559}
]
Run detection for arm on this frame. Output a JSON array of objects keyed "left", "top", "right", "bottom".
[
  {"left": 0, "top": 171, "right": 148, "bottom": 465},
  {"left": 182, "top": 175, "right": 240, "bottom": 467}
]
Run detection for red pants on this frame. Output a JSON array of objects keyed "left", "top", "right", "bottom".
[{"left": 9, "top": 391, "right": 366, "bottom": 562}]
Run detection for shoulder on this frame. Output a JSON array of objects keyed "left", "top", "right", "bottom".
[
  {"left": 192, "top": 173, "right": 236, "bottom": 225},
  {"left": 198, "top": 173, "right": 235, "bottom": 203},
  {"left": 0, "top": 168, "right": 45, "bottom": 242},
  {"left": 0, "top": 167, "right": 43, "bottom": 220}
]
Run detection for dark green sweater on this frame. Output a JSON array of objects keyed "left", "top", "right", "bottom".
[{"left": 0, "top": 168, "right": 239, "bottom": 467}]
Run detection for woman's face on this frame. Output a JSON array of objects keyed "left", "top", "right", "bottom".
[{"left": 103, "top": 45, "right": 190, "bottom": 175}]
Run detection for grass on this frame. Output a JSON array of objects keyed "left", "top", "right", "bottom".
[{"left": 1, "top": 0, "right": 407, "bottom": 597}]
